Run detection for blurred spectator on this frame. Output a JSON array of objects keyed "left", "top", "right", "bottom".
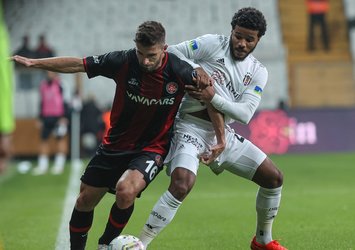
[
  {"left": 35, "top": 34, "right": 55, "bottom": 58},
  {"left": 306, "top": 0, "right": 330, "bottom": 51},
  {"left": 80, "top": 95, "right": 104, "bottom": 156},
  {"left": 102, "top": 107, "right": 111, "bottom": 138},
  {"left": 278, "top": 99, "right": 289, "bottom": 112},
  {"left": 13, "top": 35, "right": 36, "bottom": 90},
  {"left": 32, "top": 71, "right": 68, "bottom": 175},
  {"left": 13, "top": 35, "right": 35, "bottom": 59},
  {"left": 0, "top": 1, "right": 15, "bottom": 175}
]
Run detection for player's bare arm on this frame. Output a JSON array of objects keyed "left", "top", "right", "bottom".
[
  {"left": 186, "top": 84, "right": 226, "bottom": 164},
  {"left": 193, "top": 67, "right": 213, "bottom": 90},
  {"left": 202, "top": 103, "right": 226, "bottom": 165},
  {"left": 11, "top": 55, "right": 85, "bottom": 73}
]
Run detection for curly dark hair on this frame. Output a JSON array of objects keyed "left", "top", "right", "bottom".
[
  {"left": 134, "top": 21, "right": 166, "bottom": 46},
  {"left": 230, "top": 7, "right": 267, "bottom": 38}
]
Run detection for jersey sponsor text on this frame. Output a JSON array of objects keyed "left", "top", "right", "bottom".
[{"left": 126, "top": 91, "right": 175, "bottom": 106}]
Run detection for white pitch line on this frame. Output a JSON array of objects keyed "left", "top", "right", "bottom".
[{"left": 55, "top": 159, "right": 82, "bottom": 250}]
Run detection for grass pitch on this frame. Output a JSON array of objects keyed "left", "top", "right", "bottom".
[{"left": 1, "top": 152, "right": 355, "bottom": 249}]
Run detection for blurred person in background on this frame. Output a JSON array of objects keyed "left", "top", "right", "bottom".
[
  {"left": 13, "top": 35, "right": 35, "bottom": 58},
  {"left": 32, "top": 71, "right": 68, "bottom": 175},
  {"left": 12, "top": 20, "right": 224, "bottom": 250},
  {"left": 306, "top": 0, "right": 330, "bottom": 51},
  {"left": 13, "top": 35, "right": 36, "bottom": 90},
  {"left": 0, "top": 0, "right": 15, "bottom": 175},
  {"left": 80, "top": 94, "right": 104, "bottom": 157},
  {"left": 35, "top": 34, "right": 55, "bottom": 58},
  {"left": 139, "top": 7, "right": 287, "bottom": 250}
]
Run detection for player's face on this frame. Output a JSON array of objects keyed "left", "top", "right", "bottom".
[
  {"left": 230, "top": 26, "right": 260, "bottom": 61},
  {"left": 136, "top": 42, "right": 167, "bottom": 72}
]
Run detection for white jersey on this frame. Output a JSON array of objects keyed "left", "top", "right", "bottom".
[{"left": 168, "top": 34, "right": 268, "bottom": 125}]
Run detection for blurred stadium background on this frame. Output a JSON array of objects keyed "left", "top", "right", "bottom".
[
  {"left": 1, "top": 0, "right": 355, "bottom": 249},
  {"left": 3, "top": 0, "right": 355, "bottom": 157}
]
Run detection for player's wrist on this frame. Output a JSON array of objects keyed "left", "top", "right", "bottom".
[{"left": 209, "top": 92, "right": 220, "bottom": 104}]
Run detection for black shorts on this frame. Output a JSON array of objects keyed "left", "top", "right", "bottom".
[
  {"left": 80, "top": 148, "right": 164, "bottom": 194},
  {"left": 41, "top": 116, "right": 62, "bottom": 140}
]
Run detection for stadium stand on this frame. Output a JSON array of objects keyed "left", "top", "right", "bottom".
[
  {"left": 279, "top": 0, "right": 355, "bottom": 108},
  {"left": 4, "top": 0, "right": 288, "bottom": 113},
  {"left": 17, "top": 0, "right": 355, "bottom": 155}
]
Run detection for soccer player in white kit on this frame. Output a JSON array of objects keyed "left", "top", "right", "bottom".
[{"left": 140, "top": 7, "right": 287, "bottom": 250}]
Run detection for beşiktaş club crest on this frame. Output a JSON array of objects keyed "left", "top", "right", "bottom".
[
  {"left": 243, "top": 72, "right": 252, "bottom": 86},
  {"left": 166, "top": 82, "right": 178, "bottom": 94}
]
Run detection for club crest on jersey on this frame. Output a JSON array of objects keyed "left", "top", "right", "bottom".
[
  {"left": 189, "top": 40, "right": 198, "bottom": 50},
  {"left": 155, "top": 155, "right": 163, "bottom": 167},
  {"left": 243, "top": 72, "right": 252, "bottom": 86},
  {"left": 166, "top": 82, "right": 178, "bottom": 94}
]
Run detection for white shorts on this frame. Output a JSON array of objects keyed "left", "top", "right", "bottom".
[{"left": 165, "top": 114, "right": 267, "bottom": 180}]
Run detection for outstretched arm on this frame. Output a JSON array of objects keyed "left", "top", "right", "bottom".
[{"left": 11, "top": 55, "right": 85, "bottom": 73}]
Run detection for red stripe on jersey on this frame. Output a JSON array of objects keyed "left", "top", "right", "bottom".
[
  {"left": 143, "top": 89, "right": 183, "bottom": 154},
  {"left": 114, "top": 69, "right": 164, "bottom": 151},
  {"left": 82, "top": 58, "right": 88, "bottom": 72}
]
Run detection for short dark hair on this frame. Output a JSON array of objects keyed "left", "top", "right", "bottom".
[
  {"left": 134, "top": 21, "right": 166, "bottom": 46},
  {"left": 231, "top": 7, "right": 267, "bottom": 38}
]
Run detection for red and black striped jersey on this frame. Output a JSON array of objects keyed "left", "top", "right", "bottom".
[{"left": 83, "top": 49, "right": 195, "bottom": 156}]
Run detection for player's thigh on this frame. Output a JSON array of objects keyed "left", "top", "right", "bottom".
[
  {"left": 127, "top": 152, "right": 164, "bottom": 190},
  {"left": 77, "top": 182, "right": 108, "bottom": 210},
  {"left": 81, "top": 153, "right": 127, "bottom": 194},
  {"left": 220, "top": 131, "right": 266, "bottom": 180},
  {"left": 116, "top": 169, "right": 147, "bottom": 200},
  {"left": 165, "top": 132, "right": 205, "bottom": 176}
]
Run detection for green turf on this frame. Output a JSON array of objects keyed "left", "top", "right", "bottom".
[{"left": 1, "top": 152, "right": 355, "bottom": 249}]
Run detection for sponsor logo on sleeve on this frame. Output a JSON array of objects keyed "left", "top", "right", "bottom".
[
  {"left": 254, "top": 86, "right": 263, "bottom": 95},
  {"left": 93, "top": 55, "right": 99, "bottom": 64},
  {"left": 189, "top": 40, "right": 198, "bottom": 50}
]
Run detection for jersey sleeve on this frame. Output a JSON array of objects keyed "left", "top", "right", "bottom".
[
  {"left": 167, "top": 34, "right": 221, "bottom": 68},
  {"left": 168, "top": 53, "right": 196, "bottom": 86},
  {"left": 243, "top": 65, "right": 268, "bottom": 100},
  {"left": 211, "top": 66, "right": 268, "bottom": 124},
  {"left": 83, "top": 50, "right": 128, "bottom": 79}
]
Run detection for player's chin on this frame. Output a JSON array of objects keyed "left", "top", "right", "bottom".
[
  {"left": 140, "top": 66, "right": 153, "bottom": 72},
  {"left": 233, "top": 51, "right": 248, "bottom": 61}
]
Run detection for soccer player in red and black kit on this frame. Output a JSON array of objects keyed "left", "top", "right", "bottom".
[{"left": 12, "top": 21, "right": 225, "bottom": 250}]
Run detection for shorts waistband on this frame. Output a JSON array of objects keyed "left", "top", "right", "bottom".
[{"left": 179, "top": 112, "right": 213, "bottom": 128}]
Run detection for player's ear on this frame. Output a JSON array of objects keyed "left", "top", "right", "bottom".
[{"left": 163, "top": 44, "right": 168, "bottom": 51}]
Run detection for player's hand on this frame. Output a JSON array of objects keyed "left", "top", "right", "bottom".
[
  {"left": 200, "top": 142, "right": 226, "bottom": 165},
  {"left": 193, "top": 67, "right": 213, "bottom": 89},
  {"left": 185, "top": 85, "right": 215, "bottom": 103},
  {"left": 11, "top": 55, "right": 34, "bottom": 67}
]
